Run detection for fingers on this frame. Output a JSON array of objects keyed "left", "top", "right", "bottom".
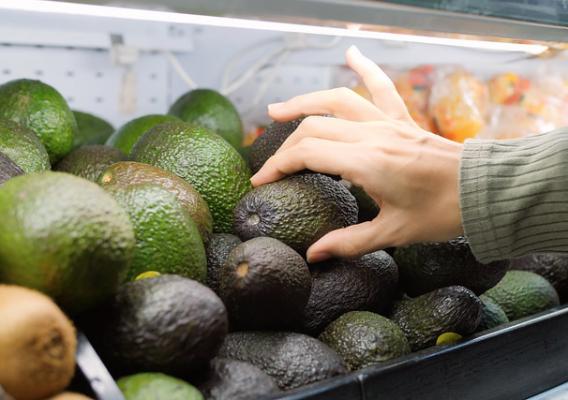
[
  {"left": 250, "top": 137, "right": 355, "bottom": 186},
  {"left": 346, "top": 45, "right": 414, "bottom": 122},
  {"left": 306, "top": 217, "right": 393, "bottom": 262},
  {"left": 268, "top": 87, "right": 385, "bottom": 122}
]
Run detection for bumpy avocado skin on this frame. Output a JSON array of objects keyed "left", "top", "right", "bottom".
[
  {"left": 483, "top": 270, "right": 560, "bottom": 321},
  {"left": 249, "top": 118, "right": 304, "bottom": 172},
  {"left": 510, "top": 253, "right": 568, "bottom": 303},
  {"left": 72, "top": 110, "right": 114, "bottom": 148},
  {"left": 217, "top": 331, "right": 346, "bottom": 390},
  {"left": 220, "top": 237, "right": 311, "bottom": 330},
  {"left": 234, "top": 173, "right": 357, "bottom": 254},
  {"left": 319, "top": 311, "right": 410, "bottom": 371},
  {"left": 0, "top": 79, "right": 77, "bottom": 163},
  {"left": 117, "top": 372, "right": 203, "bottom": 400},
  {"left": 198, "top": 358, "right": 279, "bottom": 400},
  {"left": 303, "top": 250, "right": 399, "bottom": 335},
  {"left": 477, "top": 294, "right": 509, "bottom": 331},
  {"left": 349, "top": 184, "right": 380, "bottom": 222},
  {"left": 390, "top": 285, "right": 482, "bottom": 351},
  {"left": 92, "top": 275, "right": 228, "bottom": 377},
  {"left": 205, "top": 234, "right": 242, "bottom": 294},
  {"left": 0, "top": 118, "right": 51, "bottom": 173},
  {"left": 394, "top": 237, "right": 508, "bottom": 296},
  {"left": 54, "top": 144, "right": 126, "bottom": 182},
  {"left": 0, "top": 152, "right": 23, "bottom": 186},
  {"left": 131, "top": 122, "right": 251, "bottom": 233}
]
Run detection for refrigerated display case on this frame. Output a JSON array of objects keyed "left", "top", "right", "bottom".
[{"left": 1, "top": 1, "right": 567, "bottom": 399}]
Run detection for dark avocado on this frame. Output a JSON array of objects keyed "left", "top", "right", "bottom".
[
  {"left": 205, "top": 234, "right": 242, "bottom": 294},
  {"left": 219, "top": 237, "right": 311, "bottom": 330},
  {"left": 249, "top": 118, "right": 303, "bottom": 173},
  {"left": 198, "top": 358, "right": 279, "bottom": 400},
  {"left": 233, "top": 173, "right": 358, "bottom": 254},
  {"left": 303, "top": 250, "right": 399, "bottom": 335},
  {"left": 54, "top": 144, "right": 126, "bottom": 182},
  {"left": 394, "top": 237, "right": 509, "bottom": 296},
  {"left": 217, "top": 331, "right": 346, "bottom": 390},
  {"left": 390, "top": 285, "right": 482, "bottom": 351},
  {"left": 477, "top": 294, "right": 509, "bottom": 331},
  {"left": 510, "top": 253, "right": 568, "bottom": 302},
  {"left": 342, "top": 181, "right": 380, "bottom": 222},
  {"left": 0, "top": 152, "right": 23, "bottom": 186}
]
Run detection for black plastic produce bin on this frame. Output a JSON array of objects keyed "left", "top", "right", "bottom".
[{"left": 270, "top": 305, "right": 568, "bottom": 400}]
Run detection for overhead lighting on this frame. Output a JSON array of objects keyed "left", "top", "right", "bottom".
[{"left": 0, "top": 0, "right": 548, "bottom": 55}]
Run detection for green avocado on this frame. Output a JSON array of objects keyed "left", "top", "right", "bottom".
[
  {"left": 99, "top": 161, "right": 213, "bottom": 243},
  {"left": 0, "top": 172, "right": 135, "bottom": 314},
  {"left": 54, "top": 145, "right": 126, "bottom": 182},
  {"left": 118, "top": 373, "right": 203, "bottom": 400},
  {"left": 90, "top": 274, "right": 228, "bottom": 376},
  {"left": 168, "top": 89, "right": 243, "bottom": 149},
  {"left": 0, "top": 79, "right": 76, "bottom": 163},
  {"left": 198, "top": 358, "right": 279, "bottom": 400},
  {"left": 477, "top": 294, "right": 509, "bottom": 331},
  {"left": 510, "top": 253, "right": 568, "bottom": 303},
  {"left": 131, "top": 121, "right": 251, "bottom": 233},
  {"left": 205, "top": 233, "right": 241, "bottom": 294},
  {"left": 99, "top": 182, "right": 207, "bottom": 282},
  {"left": 234, "top": 173, "right": 357, "bottom": 254},
  {"left": 390, "top": 286, "right": 482, "bottom": 351},
  {"left": 483, "top": 270, "right": 559, "bottom": 321},
  {"left": 72, "top": 110, "right": 114, "bottom": 149},
  {"left": 217, "top": 331, "right": 346, "bottom": 390},
  {"left": 106, "top": 114, "right": 180, "bottom": 155},
  {"left": 219, "top": 237, "right": 311, "bottom": 330},
  {"left": 0, "top": 118, "right": 51, "bottom": 173},
  {"left": 0, "top": 152, "right": 23, "bottom": 186},
  {"left": 319, "top": 311, "right": 410, "bottom": 371},
  {"left": 393, "top": 237, "right": 509, "bottom": 296}
]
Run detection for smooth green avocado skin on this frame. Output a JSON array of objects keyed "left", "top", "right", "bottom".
[
  {"left": 73, "top": 110, "right": 114, "bottom": 148},
  {"left": 0, "top": 118, "right": 51, "bottom": 173},
  {"left": 477, "top": 294, "right": 509, "bottom": 331},
  {"left": 131, "top": 121, "right": 251, "bottom": 233},
  {"left": 0, "top": 171, "right": 135, "bottom": 314},
  {"left": 118, "top": 372, "right": 203, "bottom": 400},
  {"left": 54, "top": 144, "right": 126, "bottom": 182},
  {"left": 100, "top": 182, "right": 207, "bottom": 282},
  {"left": 106, "top": 114, "right": 180, "bottom": 155},
  {"left": 169, "top": 89, "right": 243, "bottom": 149},
  {"left": 483, "top": 270, "right": 560, "bottom": 321},
  {"left": 319, "top": 311, "right": 410, "bottom": 371},
  {"left": 0, "top": 79, "right": 76, "bottom": 163}
]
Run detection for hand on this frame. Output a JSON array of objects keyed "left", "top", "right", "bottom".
[{"left": 251, "top": 46, "right": 464, "bottom": 263}]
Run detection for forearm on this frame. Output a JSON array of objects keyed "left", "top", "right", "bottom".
[{"left": 460, "top": 128, "right": 568, "bottom": 263}]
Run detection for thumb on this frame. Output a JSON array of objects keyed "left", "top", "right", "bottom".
[{"left": 306, "top": 217, "right": 392, "bottom": 263}]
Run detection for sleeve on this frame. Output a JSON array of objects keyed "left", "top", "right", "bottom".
[{"left": 460, "top": 128, "right": 568, "bottom": 263}]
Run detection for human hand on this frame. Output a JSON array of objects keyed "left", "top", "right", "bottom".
[{"left": 251, "top": 46, "right": 464, "bottom": 263}]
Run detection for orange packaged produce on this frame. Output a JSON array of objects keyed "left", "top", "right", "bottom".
[{"left": 394, "top": 65, "right": 437, "bottom": 133}]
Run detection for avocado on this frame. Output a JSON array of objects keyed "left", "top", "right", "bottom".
[
  {"left": 205, "top": 234, "right": 241, "bottom": 294},
  {"left": 54, "top": 144, "right": 126, "bottom": 182},
  {"left": 99, "top": 161, "right": 213, "bottom": 243},
  {"left": 249, "top": 118, "right": 303, "bottom": 172},
  {"left": 198, "top": 358, "right": 279, "bottom": 400},
  {"left": 118, "top": 373, "right": 203, "bottom": 400},
  {"left": 483, "top": 270, "right": 559, "bottom": 321},
  {"left": 217, "top": 331, "right": 346, "bottom": 390},
  {"left": 393, "top": 237, "right": 508, "bottom": 296},
  {"left": 510, "top": 253, "right": 568, "bottom": 302},
  {"left": 349, "top": 183, "right": 379, "bottom": 222},
  {"left": 319, "top": 311, "right": 410, "bottom": 371},
  {"left": 390, "top": 286, "right": 482, "bottom": 351},
  {"left": 234, "top": 173, "right": 357, "bottom": 254},
  {"left": 99, "top": 182, "right": 207, "bottom": 282},
  {"left": 131, "top": 121, "right": 251, "bottom": 233},
  {"left": 72, "top": 110, "right": 114, "bottom": 148},
  {"left": 106, "top": 114, "right": 180, "bottom": 155},
  {"left": 0, "top": 79, "right": 76, "bottom": 163},
  {"left": 220, "top": 237, "right": 311, "bottom": 330},
  {"left": 0, "top": 118, "right": 50, "bottom": 173},
  {"left": 237, "top": 145, "right": 251, "bottom": 168},
  {"left": 169, "top": 89, "right": 243, "bottom": 149},
  {"left": 477, "top": 294, "right": 509, "bottom": 331},
  {"left": 0, "top": 152, "right": 23, "bottom": 186},
  {"left": 303, "top": 250, "right": 399, "bottom": 335},
  {"left": 0, "top": 285, "right": 76, "bottom": 400},
  {"left": 89, "top": 275, "right": 227, "bottom": 376},
  {"left": 0, "top": 172, "right": 135, "bottom": 314}
]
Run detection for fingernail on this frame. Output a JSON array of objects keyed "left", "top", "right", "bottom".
[
  {"left": 268, "top": 102, "right": 285, "bottom": 112},
  {"left": 347, "top": 45, "right": 361, "bottom": 55},
  {"left": 307, "top": 251, "right": 331, "bottom": 264}
]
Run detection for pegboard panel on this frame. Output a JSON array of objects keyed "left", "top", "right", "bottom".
[{"left": 0, "top": 45, "right": 170, "bottom": 127}]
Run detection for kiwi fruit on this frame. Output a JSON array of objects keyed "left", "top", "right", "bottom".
[{"left": 0, "top": 285, "right": 77, "bottom": 400}]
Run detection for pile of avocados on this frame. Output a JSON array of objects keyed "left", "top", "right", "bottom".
[{"left": 0, "top": 78, "right": 566, "bottom": 400}]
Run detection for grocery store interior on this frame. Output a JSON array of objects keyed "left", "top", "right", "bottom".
[{"left": 0, "top": 1, "right": 567, "bottom": 400}]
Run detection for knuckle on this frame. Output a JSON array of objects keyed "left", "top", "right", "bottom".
[{"left": 299, "top": 115, "right": 321, "bottom": 131}]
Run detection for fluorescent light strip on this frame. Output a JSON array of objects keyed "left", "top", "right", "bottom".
[{"left": 0, "top": 0, "right": 548, "bottom": 54}]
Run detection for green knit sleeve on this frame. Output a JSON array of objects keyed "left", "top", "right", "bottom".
[{"left": 460, "top": 128, "right": 568, "bottom": 263}]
